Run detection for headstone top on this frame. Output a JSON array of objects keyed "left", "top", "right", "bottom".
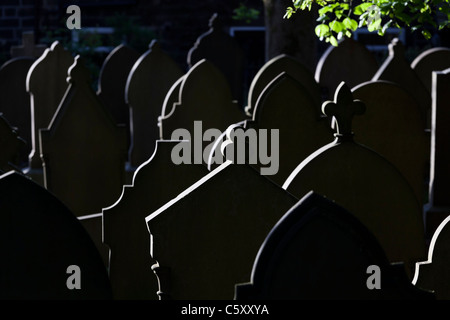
[
  {"left": 389, "top": 38, "right": 405, "bottom": 56},
  {"left": 208, "top": 13, "right": 222, "bottom": 29},
  {"left": 322, "top": 82, "right": 366, "bottom": 140},
  {"left": 67, "top": 55, "right": 90, "bottom": 85}
]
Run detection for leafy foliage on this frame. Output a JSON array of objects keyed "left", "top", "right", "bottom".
[
  {"left": 284, "top": 0, "right": 450, "bottom": 46},
  {"left": 233, "top": 3, "right": 261, "bottom": 24}
]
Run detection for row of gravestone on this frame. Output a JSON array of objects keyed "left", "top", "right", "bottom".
[
  {"left": 1, "top": 69, "right": 450, "bottom": 299},
  {"left": 0, "top": 21, "right": 450, "bottom": 299},
  {"left": 2, "top": 21, "right": 449, "bottom": 172}
]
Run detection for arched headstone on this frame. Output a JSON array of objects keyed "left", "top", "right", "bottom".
[
  {"left": 283, "top": 82, "right": 427, "bottom": 272},
  {"left": 236, "top": 191, "right": 434, "bottom": 300},
  {"left": 187, "top": 13, "right": 245, "bottom": 104},
  {"left": 126, "top": 40, "right": 183, "bottom": 168},
  {"left": 246, "top": 54, "right": 321, "bottom": 118}
]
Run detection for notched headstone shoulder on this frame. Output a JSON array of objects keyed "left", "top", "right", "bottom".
[
  {"left": 102, "top": 140, "right": 209, "bottom": 300},
  {"left": 187, "top": 13, "right": 245, "bottom": 104},
  {"left": 414, "top": 213, "right": 450, "bottom": 299},
  {"left": 372, "top": 38, "right": 431, "bottom": 128}
]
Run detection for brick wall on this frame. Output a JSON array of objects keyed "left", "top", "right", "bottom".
[{"left": 0, "top": 1, "right": 265, "bottom": 68}]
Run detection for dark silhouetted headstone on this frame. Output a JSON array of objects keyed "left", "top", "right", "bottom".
[
  {"left": 283, "top": 82, "right": 427, "bottom": 273},
  {"left": 159, "top": 59, "right": 244, "bottom": 147},
  {"left": 0, "top": 114, "right": 25, "bottom": 173},
  {"left": 187, "top": 13, "right": 245, "bottom": 104},
  {"left": 0, "top": 171, "right": 112, "bottom": 300},
  {"left": 372, "top": 38, "right": 431, "bottom": 128},
  {"left": 39, "top": 56, "right": 127, "bottom": 267},
  {"left": 424, "top": 68, "right": 450, "bottom": 237},
  {"left": 352, "top": 80, "right": 429, "bottom": 207},
  {"left": 25, "top": 41, "right": 74, "bottom": 185},
  {"left": 0, "top": 57, "right": 34, "bottom": 166},
  {"left": 40, "top": 55, "right": 127, "bottom": 217},
  {"left": 249, "top": 72, "right": 332, "bottom": 186},
  {"left": 411, "top": 47, "right": 450, "bottom": 95},
  {"left": 245, "top": 54, "right": 322, "bottom": 118},
  {"left": 315, "top": 37, "right": 378, "bottom": 101},
  {"left": 236, "top": 192, "right": 434, "bottom": 300},
  {"left": 97, "top": 44, "right": 140, "bottom": 163},
  {"left": 126, "top": 40, "right": 183, "bottom": 169}
]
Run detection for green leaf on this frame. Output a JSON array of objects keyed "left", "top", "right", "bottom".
[
  {"left": 329, "top": 35, "right": 338, "bottom": 47},
  {"left": 329, "top": 20, "right": 345, "bottom": 33},
  {"left": 422, "top": 29, "right": 432, "bottom": 39},
  {"left": 315, "top": 24, "right": 330, "bottom": 37},
  {"left": 343, "top": 17, "right": 358, "bottom": 31},
  {"left": 354, "top": 2, "right": 373, "bottom": 15}
]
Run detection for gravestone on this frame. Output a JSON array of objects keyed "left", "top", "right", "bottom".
[
  {"left": 413, "top": 214, "right": 450, "bottom": 299},
  {"left": 0, "top": 57, "right": 34, "bottom": 166},
  {"left": 315, "top": 37, "right": 378, "bottom": 101},
  {"left": 39, "top": 56, "right": 127, "bottom": 268},
  {"left": 146, "top": 159, "right": 299, "bottom": 300},
  {"left": 250, "top": 72, "right": 332, "bottom": 186},
  {"left": 97, "top": 44, "right": 140, "bottom": 160},
  {"left": 236, "top": 192, "right": 434, "bottom": 300},
  {"left": 125, "top": 40, "right": 183, "bottom": 169},
  {"left": 283, "top": 82, "right": 427, "bottom": 274},
  {"left": 411, "top": 47, "right": 450, "bottom": 95},
  {"left": 424, "top": 68, "right": 450, "bottom": 237},
  {"left": 0, "top": 170, "right": 112, "bottom": 300},
  {"left": 102, "top": 140, "right": 209, "bottom": 300},
  {"left": 187, "top": 13, "right": 245, "bottom": 104},
  {"left": 159, "top": 59, "right": 244, "bottom": 151},
  {"left": 352, "top": 80, "right": 429, "bottom": 207},
  {"left": 0, "top": 114, "right": 25, "bottom": 173},
  {"left": 158, "top": 76, "right": 185, "bottom": 139},
  {"left": 245, "top": 54, "right": 322, "bottom": 118},
  {"left": 10, "top": 31, "right": 47, "bottom": 58},
  {"left": 39, "top": 55, "right": 127, "bottom": 217},
  {"left": 25, "top": 41, "right": 74, "bottom": 184},
  {"left": 372, "top": 38, "right": 431, "bottom": 128}
]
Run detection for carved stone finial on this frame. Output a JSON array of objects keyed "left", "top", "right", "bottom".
[{"left": 322, "top": 82, "right": 366, "bottom": 140}]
